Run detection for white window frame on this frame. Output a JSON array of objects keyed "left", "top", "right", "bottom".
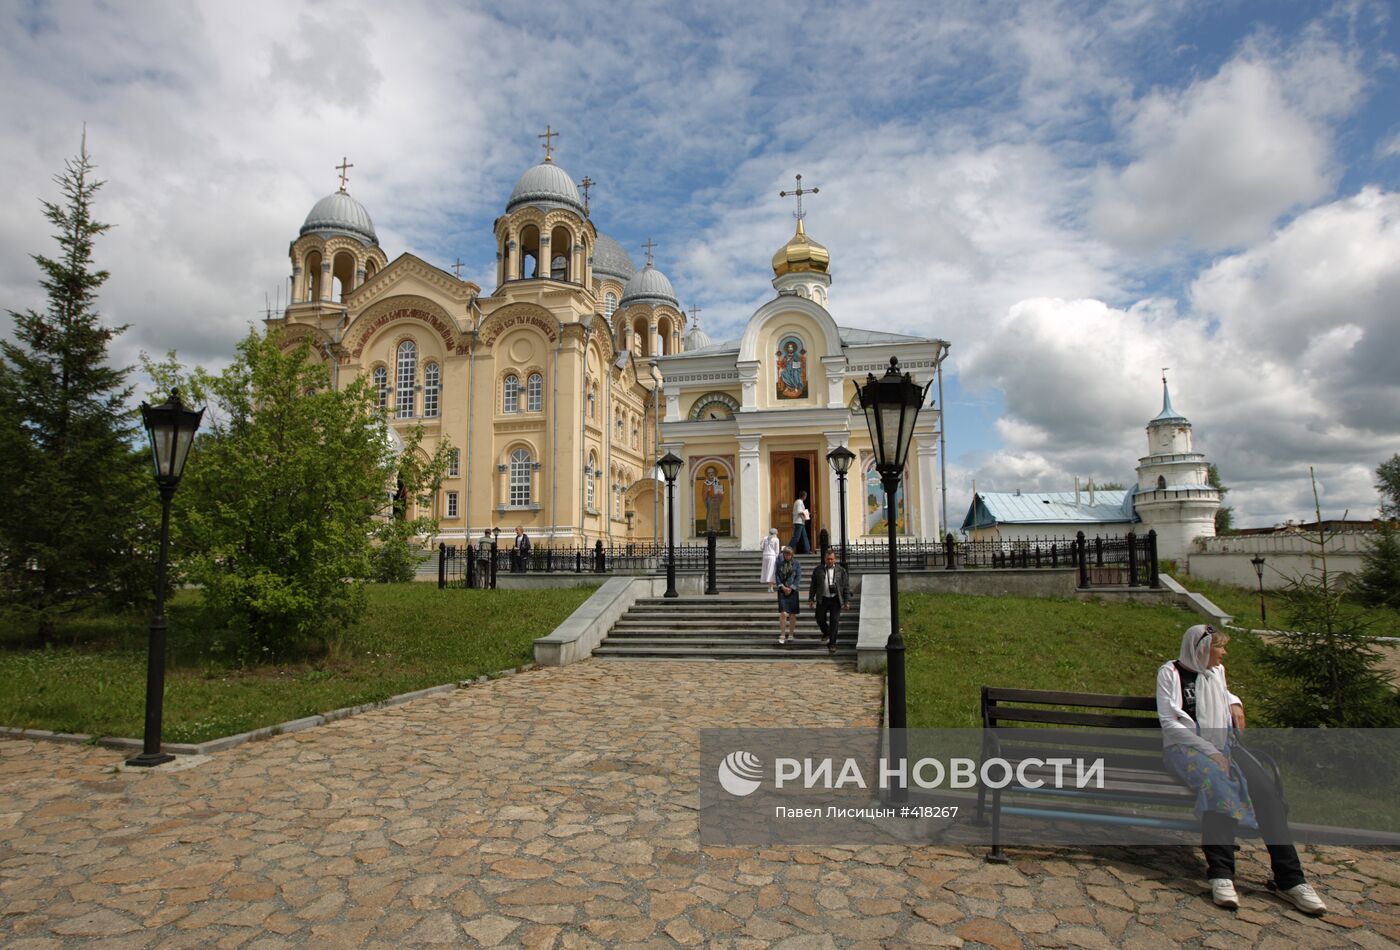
[
  {"left": 423, "top": 362, "right": 440, "bottom": 418},
  {"left": 503, "top": 374, "right": 520, "bottom": 413},
  {"left": 446, "top": 491, "right": 458, "bottom": 518},
  {"left": 372, "top": 365, "right": 388, "bottom": 409},
  {"left": 447, "top": 448, "right": 460, "bottom": 478},
  {"left": 395, "top": 340, "right": 417, "bottom": 418},
  {"left": 509, "top": 448, "right": 532, "bottom": 507},
  {"left": 526, "top": 372, "right": 543, "bottom": 412}
]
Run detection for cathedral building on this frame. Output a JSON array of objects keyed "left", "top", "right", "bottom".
[{"left": 273, "top": 143, "right": 947, "bottom": 548}]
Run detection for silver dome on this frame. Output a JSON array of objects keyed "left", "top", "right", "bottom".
[
  {"left": 300, "top": 190, "right": 378, "bottom": 245},
  {"left": 620, "top": 263, "right": 679, "bottom": 309},
  {"left": 593, "top": 233, "right": 637, "bottom": 283},
  {"left": 684, "top": 326, "right": 713, "bottom": 351},
  {"left": 507, "top": 161, "right": 585, "bottom": 215}
]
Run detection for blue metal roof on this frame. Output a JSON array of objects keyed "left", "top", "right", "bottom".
[
  {"left": 961, "top": 490, "right": 1137, "bottom": 532},
  {"left": 1151, "top": 379, "right": 1188, "bottom": 424}
]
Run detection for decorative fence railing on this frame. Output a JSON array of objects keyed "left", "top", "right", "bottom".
[
  {"left": 437, "top": 540, "right": 707, "bottom": 589},
  {"left": 438, "top": 530, "right": 1159, "bottom": 590}
]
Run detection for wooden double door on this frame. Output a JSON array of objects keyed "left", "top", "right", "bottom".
[{"left": 770, "top": 450, "right": 820, "bottom": 549}]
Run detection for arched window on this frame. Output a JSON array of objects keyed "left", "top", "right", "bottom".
[
  {"left": 395, "top": 341, "right": 416, "bottom": 418},
  {"left": 423, "top": 362, "right": 440, "bottom": 417},
  {"left": 605, "top": 292, "right": 617, "bottom": 318},
  {"left": 1157, "top": 475, "right": 1167, "bottom": 490},
  {"left": 632, "top": 420, "right": 640, "bottom": 447},
  {"left": 526, "top": 372, "right": 543, "bottom": 412},
  {"left": 519, "top": 226, "right": 540, "bottom": 279},
  {"left": 503, "top": 374, "right": 520, "bottom": 413},
  {"left": 509, "top": 448, "right": 532, "bottom": 506},
  {"left": 615, "top": 412, "right": 624, "bottom": 439},
  {"left": 304, "top": 250, "right": 323, "bottom": 301},
  {"left": 447, "top": 448, "right": 460, "bottom": 478},
  {"left": 372, "top": 366, "right": 388, "bottom": 409},
  {"left": 587, "top": 451, "right": 599, "bottom": 510},
  {"left": 332, "top": 251, "right": 355, "bottom": 302},
  {"left": 587, "top": 385, "right": 596, "bottom": 420},
  {"left": 550, "top": 227, "right": 571, "bottom": 281}
]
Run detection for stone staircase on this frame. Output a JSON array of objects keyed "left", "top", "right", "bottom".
[{"left": 593, "top": 546, "right": 859, "bottom": 661}]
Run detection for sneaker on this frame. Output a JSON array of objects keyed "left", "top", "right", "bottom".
[
  {"left": 1209, "top": 878, "right": 1239, "bottom": 909},
  {"left": 1277, "top": 882, "right": 1326, "bottom": 916}
]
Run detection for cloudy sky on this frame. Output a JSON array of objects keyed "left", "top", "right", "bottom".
[{"left": 2, "top": 0, "right": 1397, "bottom": 529}]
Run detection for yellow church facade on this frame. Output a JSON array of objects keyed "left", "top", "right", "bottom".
[{"left": 272, "top": 148, "right": 947, "bottom": 549}]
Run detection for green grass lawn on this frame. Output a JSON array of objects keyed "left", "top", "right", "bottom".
[
  {"left": 1177, "top": 574, "right": 1400, "bottom": 638},
  {"left": 0, "top": 583, "right": 595, "bottom": 743},
  {"left": 900, "top": 592, "right": 1399, "bottom": 830},
  {"left": 901, "top": 592, "right": 1276, "bottom": 729}
]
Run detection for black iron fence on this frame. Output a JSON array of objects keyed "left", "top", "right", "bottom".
[
  {"left": 438, "top": 530, "right": 1159, "bottom": 590},
  {"left": 437, "top": 540, "right": 708, "bottom": 588}
]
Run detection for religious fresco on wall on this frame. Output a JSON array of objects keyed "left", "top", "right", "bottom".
[
  {"left": 861, "top": 452, "right": 906, "bottom": 534},
  {"left": 775, "top": 335, "right": 808, "bottom": 400},
  {"left": 691, "top": 457, "right": 734, "bottom": 536}
]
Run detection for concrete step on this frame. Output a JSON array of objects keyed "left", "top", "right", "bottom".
[{"left": 593, "top": 645, "right": 857, "bottom": 660}]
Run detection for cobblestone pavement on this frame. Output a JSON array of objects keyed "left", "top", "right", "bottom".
[{"left": 3, "top": 660, "right": 1399, "bottom": 948}]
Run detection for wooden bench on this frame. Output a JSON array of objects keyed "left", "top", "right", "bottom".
[{"left": 977, "top": 686, "right": 1282, "bottom": 863}]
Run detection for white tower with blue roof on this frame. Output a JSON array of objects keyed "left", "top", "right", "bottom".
[{"left": 1133, "top": 376, "right": 1220, "bottom": 559}]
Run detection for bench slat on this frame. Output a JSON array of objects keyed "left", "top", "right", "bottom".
[
  {"left": 983, "top": 687, "right": 1157, "bottom": 710},
  {"left": 988, "top": 728, "right": 1164, "bottom": 751},
  {"left": 986, "top": 706, "right": 1158, "bottom": 729}
]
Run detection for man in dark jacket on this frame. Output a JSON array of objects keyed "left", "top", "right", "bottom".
[
  {"left": 807, "top": 549, "right": 853, "bottom": 654},
  {"left": 512, "top": 526, "right": 532, "bottom": 572}
]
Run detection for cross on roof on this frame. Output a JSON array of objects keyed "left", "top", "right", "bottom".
[
  {"left": 579, "top": 176, "right": 594, "bottom": 214},
  {"left": 688, "top": 305, "right": 702, "bottom": 327},
  {"left": 336, "top": 157, "right": 354, "bottom": 192},
  {"left": 538, "top": 125, "right": 558, "bottom": 162},
  {"left": 1162, "top": 367, "right": 1170, "bottom": 384},
  {"left": 642, "top": 238, "right": 656, "bottom": 265},
  {"left": 779, "top": 173, "right": 819, "bottom": 220},
  {"left": 451, "top": 257, "right": 464, "bottom": 280}
]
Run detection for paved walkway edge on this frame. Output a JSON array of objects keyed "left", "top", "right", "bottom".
[{"left": 0, "top": 663, "right": 540, "bottom": 758}]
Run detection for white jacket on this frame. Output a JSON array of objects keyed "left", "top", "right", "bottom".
[{"left": 1155, "top": 660, "right": 1241, "bottom": 756}]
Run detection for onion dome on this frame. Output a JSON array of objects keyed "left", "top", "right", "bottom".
[
  {"left": 620, "top": 262, "right": 680, "bottom": 309},
  {"left": 771, "top": 218, "right": 829, "bottom": 277},
  {"left": 301, "top": 190, "right": 378, "bottom": 245},
  {"left": 593, "top": 233, "right": 637, "bottom": 283},
  {"left": 506, "top": 160, "right": 585, "bottom": 215}
]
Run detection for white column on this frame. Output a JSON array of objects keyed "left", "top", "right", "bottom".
[
  {"left": 738, "top": 434, "right": 762, "bottom": 548},
  {"left": 649, "top": 319, "right": 660, "bottom": 357},
  {"left": 824, "top": 431, "right": 849, "bottom": 549},
  {"left": 915, "top": 436, "right": 939, "bottom": 540},
  {"left": 821, "top": 356, "right": 847, "bottom": 408},
  {"left": 319, "top": 261, "right": 332, "bottom": 301},
  {"left": 737, "top": 361, "right": 759, "bottom": 411}
]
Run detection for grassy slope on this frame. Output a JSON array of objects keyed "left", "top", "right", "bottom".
[{"left": 0, "top": 584, "right": 595, "bottom": 743}]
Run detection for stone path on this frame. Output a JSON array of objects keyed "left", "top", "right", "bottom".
[{"left": 1, "top": 660, "right": 1398, "bottom": 948}]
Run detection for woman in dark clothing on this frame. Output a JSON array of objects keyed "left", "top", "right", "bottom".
[{"left": 775, "top": 546, "right": 801, "bottom": 645}]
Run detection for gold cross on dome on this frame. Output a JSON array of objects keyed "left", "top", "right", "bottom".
[
  {"left": 779, "top": 173, "right": 819, "bottom": 220},
  {"left": 642, "top": 238, "right": 657, "bottom": 265},
  {"left": 538, "top": 125, "right": 559, "bottom": 161},
  {"left": 336, "top": 157, "right": 354, "bottom": 191},
  {"left": 451, "top": 257, "right": 464, "bottom": 280}
]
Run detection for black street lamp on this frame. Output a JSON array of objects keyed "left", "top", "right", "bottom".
[
  {"left": 1250, "top": 556, "right": 1267, "bottom": 626},
  {"left": 826, "top": 445, "right": 855, "bottom": 571},
  {"left": 128, "top": 390, "right": 203, "bottom": 768},
  {"left": 857, "top": 357, "right": 929, "bottom": 802},
  {"left": 658, "top": 452, "right": 683, "bottom": 598}
]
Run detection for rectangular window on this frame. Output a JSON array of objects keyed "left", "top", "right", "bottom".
[
  {"left": 447, "top": 448, "right": 460, "bottom": 478},
  {"left": 423, "top": 363, "right": 440, "bottom": 418},
  {"left": 509, "top": 450, "right": 532, "bottom": 507},
  {"left": 446, "top": 491, "right": 458, "bottom": 518}
]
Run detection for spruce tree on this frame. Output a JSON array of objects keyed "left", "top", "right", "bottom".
[
  {"left": 1208, "top": 463, "right": 1233, "bottom": 533},
  {"left": 0, "top": 136, "right": 150, "bottom": 641}
]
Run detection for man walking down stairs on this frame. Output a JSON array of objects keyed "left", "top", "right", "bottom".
[{"left": 592, "top": 546, "right": 859, "bottom": 661}]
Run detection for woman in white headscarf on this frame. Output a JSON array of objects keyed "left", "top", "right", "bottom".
[
  {"left": 760, "top": 528, "right": 781, "bottom": 592},
  {"left": 1157, "top": 624, "right": 1325, "bottom": 916}
]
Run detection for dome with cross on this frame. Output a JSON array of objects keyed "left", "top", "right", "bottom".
[
  {"left": 620, "top": 261, "right": 679, "bottom": 309},
  {"left": 300, "top": 190, "right": 378, "bottom": 246},
  {"left": 507, "top": 160, "right": 585, "bottom": 216}
]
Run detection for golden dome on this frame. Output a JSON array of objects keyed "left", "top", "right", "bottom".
[{"left": 771, "top": 218, "right": 830, "bottom": 277}]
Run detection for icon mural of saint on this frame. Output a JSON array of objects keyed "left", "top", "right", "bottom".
[
  {"left": 775, "top": 336, "right": 808, "bottom": 399},
  {"left": 695, "top": 464, "right": 731, "bottom": 535}
]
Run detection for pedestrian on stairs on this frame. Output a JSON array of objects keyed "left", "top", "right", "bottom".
[
  {"left": 808, "top": 548, "right": 852, "bottom": 655},
  {"left": 789, "top": 491, "right": 811, "bottom": 553},
  {"left": 775, "top": 546, "right": 801, "bottom": 645},
  {"left": 760, "top": 528, "right": 781, "bottom": 592}
]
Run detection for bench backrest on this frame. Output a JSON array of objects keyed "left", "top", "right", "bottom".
[{"left": 981, "top": 686, "right": 1160, "bottom": 731}]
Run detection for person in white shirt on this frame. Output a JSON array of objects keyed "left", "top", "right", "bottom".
[
  {"left": 759, "top": 528, "right": 781, "bottom": 592},
  {"left": 789, "top": 491, "right": 811, "bottom": 553},
  {"left": 1157, "top": 624, "right": 1325, "bottom": 916}
]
